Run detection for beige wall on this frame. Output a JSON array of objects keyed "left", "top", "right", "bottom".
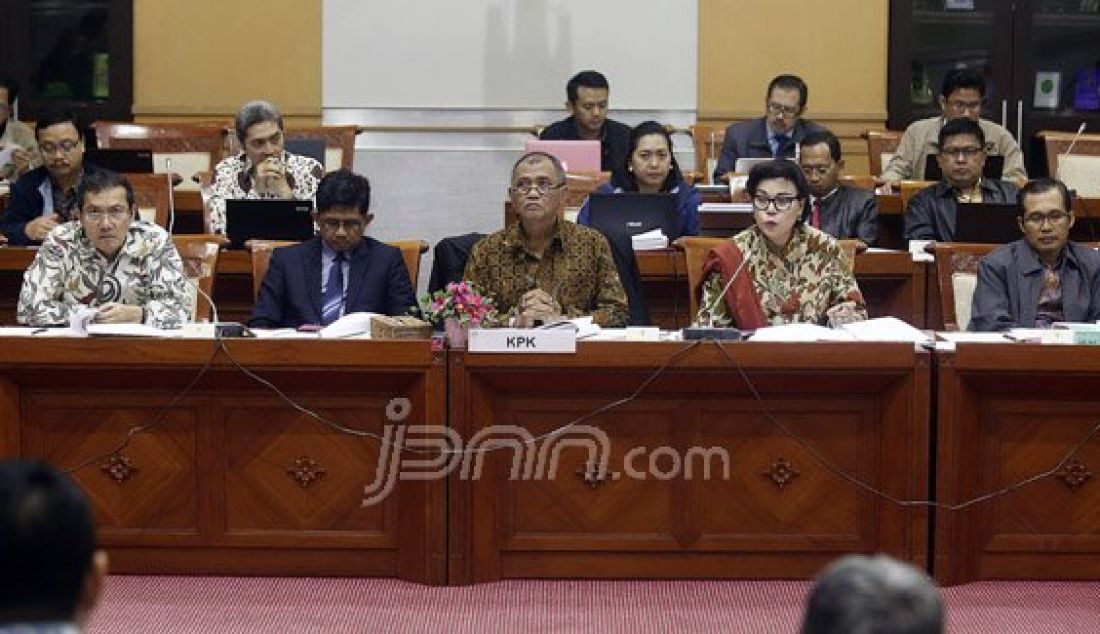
[
  {"left": 699, "top": 0, "right": 889, "bottom": 172},
  {"left": 133, "top": 0, "right": 321, "bottom": 124}
]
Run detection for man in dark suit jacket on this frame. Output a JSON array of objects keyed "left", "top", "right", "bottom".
[
  {"left": 249, "top": 169, "right": 416, "bottom": 328},
  {"left": 798, "top": 130, "right": 878, "bottom": 245},
  {"left": 712, "top": 74, "right": 828, "bottom": 183}
]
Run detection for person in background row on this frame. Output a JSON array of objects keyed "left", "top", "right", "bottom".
[
  {"left": 0, "top": 72, "right": 39, "bottom": 182},
  {"left": 713, "top": 74, "right": 828, "bottom": 183},
  {"left": 577, "top": 120, "right": 701, "bottom": 237},
  {"left": 465, "top": 152, "right": 628, "bottom": 328},
  {"left": 540, "top": 70, "right": 632, "bottom": 172},
  {"left": 0, "top": 459, "right": 109, "bottom": 632},
  {"left": 206, "top": 99, "right": 324, "bottom": 235},
  {"left": 969, "top": 178, "right": 1100, "bottom": 331},
  {"left": 903, "top": 118, "right": 1018, "bottom": 242},
  {"left": 880, "top": 67, "right": 1026, "bottom": 191},
  {"left": 798, "top": 130, "right": 878, "bottom": 245},
  {"left": 249, "top": 169, "right": 416, "bottom": 329},
  {"left": 18, "top": 170, "right": 189, "bottom": 328},
  {"left": 801, "top": 554, "right": 944, "bottom": 634},
  {"left": 1, "top": 107, "right": 105, "bottom": 245},
  {"left": 698, "top": 160, "right": 866, "bottom": 329}
]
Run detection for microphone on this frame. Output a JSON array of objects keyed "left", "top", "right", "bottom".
[
  {"left": 1056, "top": 123, "right": 1093, "bottom": 241},
  {"left": 682, "top": 255, "right": 749, "bottom": 340},
  {"left": 164, "top": 156, "right": 176, "bottom": 234},
  {"left": 1056, "top": 122, "right": 1087, "bottom": 181},
  {"left": 182, "top": 252, "right": 251, "bottom": 338}
]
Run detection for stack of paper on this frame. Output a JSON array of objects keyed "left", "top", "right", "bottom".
[{"left": 631, "top": 229, "right": 668, "bottom": 251}]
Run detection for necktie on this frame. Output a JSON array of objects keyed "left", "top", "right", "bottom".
[
  {"left": 321, "top": 252, "right": 346, "bottom": 325},
  {"left": 811, "top": 198, "right": 821, "bottom": 229},
  {"left": 774, "top": 135, "right": 792, "bottom": 158}
]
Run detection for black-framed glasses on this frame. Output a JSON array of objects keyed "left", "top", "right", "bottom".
[
  {"left": 512, "top": 179, "right": 565, "bottom": 195},
  {"left": 320, "top": 218, "right": 364, "bottom": 232},
  {"left": 941, "top": 147, "right": 983, "bottom": 160},
  {"left": 1022, "top": 210, "right": 1072, "bottom": 227},
  {"left": 39, "top": 140, "right": 80, "bottom": 156},
  {"left": 766, "top": 102, "right": 800, "bottom": 117},
  {"left": 752, "top": 194, "right": 799, "bottom": 211}
]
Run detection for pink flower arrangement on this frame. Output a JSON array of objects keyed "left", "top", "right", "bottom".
[{"left": 418, "top": 280, "right": 498, "bottom": 327}]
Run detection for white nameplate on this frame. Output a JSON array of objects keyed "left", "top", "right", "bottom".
[{"left": 468, "top": 328, "right": 577, "bottom": 354}]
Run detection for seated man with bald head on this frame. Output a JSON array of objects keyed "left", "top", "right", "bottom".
[{"left": 464, "top": 152, "right": 628, "bottom": 328}]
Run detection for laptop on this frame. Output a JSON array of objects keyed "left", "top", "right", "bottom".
[
  {"left": 524, "top": 139, "right": 601, "bottom": 172},
  {"left": 284, "top": 138, "right": 327, "bottom": 167},
  {"left": 225, "top": 199, "right": 315, "bottom": 249},
  {"left": 954, "top": 202, "right": 1020, "bottom": 244},
  {"left": 925, "top": 154, "right": 1005, "bottom": 181},
  {"left": 586, "top": 193, "right": 680, "bottom": 241},
  {"left": 85, "top": 149, "right": 155, "bottom": 173}
]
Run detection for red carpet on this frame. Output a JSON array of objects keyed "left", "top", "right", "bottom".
[{"left": 86, "top": 576, "right": 1100, "bottom": 633}]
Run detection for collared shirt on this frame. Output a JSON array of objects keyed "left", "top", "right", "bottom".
[
  {"left": 464, "top": 219, "right": 629, "bottom": 327},
  {"left": 903, "top": 178, "right": 1018, "bottom": 241},
  {"left": 42, "top": 172, "right": 83, "bottom": 221},
  {"left": 699, "top": 223, "right": 867, "bottom": 327},
  {"left": 1035, "top": 261, "right": 1064, "bottom": 327},
  {"left": 800, "top": 185, "right": 879, "bottom": 245},
  {"left": 538, "top": 116, "right": 632, "bottom": 172},
  {"left": 881, "top": 116, "right": 1027, "bottom": 183},
  {"left": 206, "top": 151, "right": 324, "bottom": 235},
  {"left": 320, "top": 241, "right": 351, "bottom": 296},
  {"left": 17, "top": 220, "right": 189, "bottom": 328}
]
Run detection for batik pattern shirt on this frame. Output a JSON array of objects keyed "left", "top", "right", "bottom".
[
  {"left": 206, "top": 151, "right": 323, "bottom": 234},
  {"left": 699, "top": 224, "right": 867, "bottom": 327},
  {"left": 464, "top": 220, "right": 629, "bottom": 327},
  {"left": 17, "top": 220, "right": 189, "bottom": 328}
]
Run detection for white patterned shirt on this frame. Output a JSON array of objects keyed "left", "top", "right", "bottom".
[
  {"left": 206, "top": 151, "right": 323, "bottom": 234},
  {"left": 17, "top": 220, "right": 189, "bottom": 328}
]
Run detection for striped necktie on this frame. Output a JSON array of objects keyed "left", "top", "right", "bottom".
[{"left": 321, "top": 252, "right": 346, "bottom": 325}]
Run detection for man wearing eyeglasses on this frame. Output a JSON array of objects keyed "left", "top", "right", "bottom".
[
  {"left": 1, "top": 107, "right": 107, "bottom": 245},
  {"left": 712, "top": 74, "right": 828, "bottom": 184},
  {"left": 903, "top": 118, "right": 1018, "bottom": 242},
  {"left": 969, "top": 178, "right": 1100, "bottom": 331},
  {"left": 464, "top": 152, "right": 628, "bottom": 328},
  {"left": 0, "top": 73, "right": 39, "bottom": 182},
  {"left": 17, "top": 169, "right": 189, "bottom": 328},
  {"left": 798, "top": 131, "right": 878, "bottom": 245},
  {"left": 880, "top": 67, "right": 1026, "bottom": 191},
  {"left": 249, "top": 169, "right": 416, "bottom": 329}
]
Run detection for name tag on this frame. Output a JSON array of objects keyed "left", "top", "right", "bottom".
[{"left": 468, "top": 328, "right": 576, "bottom": 354}]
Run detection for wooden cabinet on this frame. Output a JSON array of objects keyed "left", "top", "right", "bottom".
[{"left": 888, "top": 0, "right": 1100, "bottom": 175}]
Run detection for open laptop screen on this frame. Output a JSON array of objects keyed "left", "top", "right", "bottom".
[
  {"left": 225, "top": 199, "right": 315, "bottom": 249},
  {"left": 585, "top": 193, "right": 680, "bottom": 240},
  {"left": 524, "top": 139, "right": 601, "bottom": 173},
  {"left": 954, "top": 202, "right": 1020, "bottom": 244}
]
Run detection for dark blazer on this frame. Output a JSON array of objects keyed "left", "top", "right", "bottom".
[
  {"left": 713, "top": 117, "right": 828, "bottom": 182},
  {"left": 903, "top": 179, "right": 1019, "bottom": 242},
  {"left": 2, "top": 163, "right": 107, "bottom": 245},
  {"left": 969, "top": 240, "right": 1100, "bottom": 331},
  {"left": 539, "top": 116, "right": 632, "bottom": 172},
  {"left": 802, "top": 185, "right": 879, "bottom": 245},
  {"left": 249, "top": 236, "right": 416, "bottom": 328}
]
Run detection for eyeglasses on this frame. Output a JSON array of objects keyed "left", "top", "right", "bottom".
[
  {"left": 39, "top": 140, "right": 80, "bottom": 156},
  {"left": 82, "top": 207, "right": 131, "bottom": 222},
  {"left": 800, "top": 164, "right": 834, "bottom": 177},
  {"left": 512, "top": 179, "right": 565, "bottom": 195},
  {"left": 767, "top": 102, "right": 800, "bottom": 117},
  {"left": 1022, "top": 210, "right": 1072, "bottom": 227},
  {"left": 752, "top": 194, "right": 799, "bottom": 211},
  {"left": 947, "top": 99, "right": 983, "bottom": 114},
  {"left": 941, "top": 147, "right": 983, "bottom": 160},
  {"left": 320, "top": 218, "right": 363, "bottom": 232}
]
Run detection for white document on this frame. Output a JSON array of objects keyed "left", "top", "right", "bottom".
[
  {"left": 908, "top": 240, "right": 935, "bottom": 263},
  {"left": 631, "top": 229, "right": 668, "bottom": 251},
  {"left": 318, "top": 312, "right": 381, "bottom": 339},
  {"left": 538, "top": 316, "right": 601, "bottom": 339},
  {"left": 86, "top": 323, "right": 181, "bottom": 338},
  {"left": 839, "top": 317, "right": 932, "bottom": 344},
  {"left": 250, "top": 328, "right": 320, "bottom": 339},
  {"left": 749, "top": 323, "right": 856, "bottom": 342}
]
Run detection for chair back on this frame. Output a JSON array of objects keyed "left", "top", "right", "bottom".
[
  {"left": 249, "top": 240, "right": 299, "bottom": 300},
  {"left": 284, "top": 125, "right": 363, "bottom": 172},
  {"left": 839, "top": 174, "right": 877, "bottom": 191},
  {"left": 172, "top": 234, "right": 224, "bottom": 322},
  {"left": 386, "top": 239, "right": 429, "bottom": 295},
  {"left": 933, "top": 242, "right": 1000, "bottom": 331},
  {"left": 899, "top": 180, "right": 937, "bottom": 208},
  {"left": 689, "top": 124, "right": 724, "bottom": 183},
  {"left": 1038, "top": 130, "right": 1100, "bottom": 197},
  {"left": 674, "top": 236, "right": 728, "bottom": 318},
  {"left": 127, "top": 173, "right": 173, "bottom": 228},
  {"left": 863, "top": 130, "right": 902, "bottom": 176},
  {"left": 94, "top": 122, "right": 229, "bottom": 192},
  {"left": 565, "top": 171, "right": 612, "bottom": 209}
]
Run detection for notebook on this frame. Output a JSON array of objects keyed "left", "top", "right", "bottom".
[
  {"left": 954, "top": 202, "right": 1020, "bottom": 244},
  {"left": 925, "top": 154, "right": 1005, "bottom": 181},
  {"left": 585, "top": 193, "right": 680, "bottom": 241},
  {"left": 524, "top": 139, "right": 601, "bottom": 172},
  {"left": 224, "top": 199, "right": 315, "bottom": 249},
  {"left": 85, "top": 149, "right": 155, "bottom": 174}
]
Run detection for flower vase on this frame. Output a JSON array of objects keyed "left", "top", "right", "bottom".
[{"left": 444, "top": 318, "right": 469, "bottom": 348}]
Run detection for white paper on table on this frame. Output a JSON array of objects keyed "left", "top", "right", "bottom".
[
  {"left": 539, "top": 316, "right": 601, "bottom": 339},
  {"left": 908, "top": 240, "right": 935, "bottom": 262},
  {"left": 250, "top": 328, "right": 320, "bottom": 339},
  {"left": 749, "top": 323, "right": 856, "bottom": 342},
  {"left": 86, "top": 323, "right": 182, "bottom": 338},
  {"left": 840, "top": 317, "right": 932, "bottom": 344},
  {"left": 318, "top": 312, "right": 380, "bottom": 338},
  {"left": 630, "top": 229, "right": 669, "bottom": 251}
]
